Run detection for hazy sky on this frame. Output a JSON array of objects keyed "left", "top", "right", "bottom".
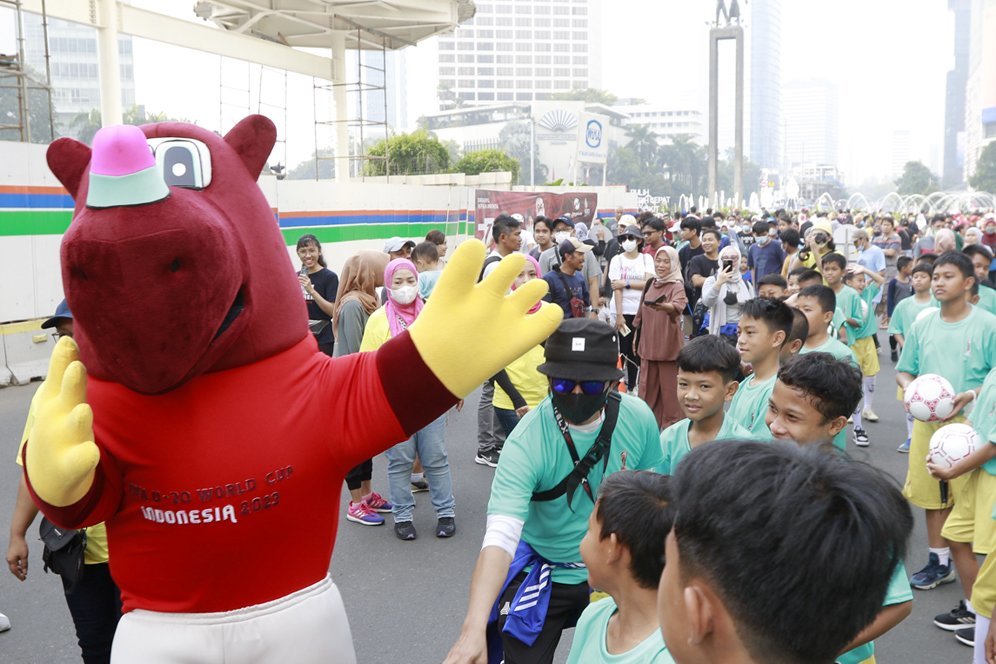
[{"left": 6, "top": 0, "right": 956, "bottom": 185}]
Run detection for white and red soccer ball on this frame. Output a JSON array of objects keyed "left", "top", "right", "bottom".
[
  {"left": 904, "top": 374, "right": 957, "bottom": 422},
  {"left": 928, "top": 423, "right": 980, "bottom": 470}
]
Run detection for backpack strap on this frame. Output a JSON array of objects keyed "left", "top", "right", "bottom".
[{"left": 531, "top": 392, "right": 622, "bottom": 504}]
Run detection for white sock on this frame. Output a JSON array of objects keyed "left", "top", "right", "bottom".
[
  {"left": 974, "top": 615, "right": 989, "bottom": 664},
  {"left": 852, "top": 405, "right": 864, "bottom": 431},
  {"left": 906, "top": 413, "right": 914, "bottom": 437},
  {"left": 967, "top": 598, "right": 977, "bottom": 615},
  {"left": 931, "top": 546, "right": 951, "bottom": 567},
  {"left": 410, "top": 472, "right": 423, "bottom": 483},
  {"left": 863, "top": 376, "right": 876, "bottom": 409}
]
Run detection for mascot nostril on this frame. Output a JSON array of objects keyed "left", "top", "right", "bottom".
[{"left": 25, "top": 114, "right": 561, "bottom": 662}]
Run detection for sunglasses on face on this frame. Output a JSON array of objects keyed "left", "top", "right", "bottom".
[{"left": 550, "top": 378, "right": 608, "bottom": 395}]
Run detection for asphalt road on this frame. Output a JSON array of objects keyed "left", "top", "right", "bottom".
[{"left": 0, "top": 357, "right": 973, "bottom": 663}]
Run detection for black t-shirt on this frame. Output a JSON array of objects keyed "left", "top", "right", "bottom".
[
  {"left": 678, "top": 243, "right": 704, "bottom": 274},
  {"left": 303, "top": 267, "right": 339, "bottom": 345},
  {"left": 542, "top": 269, "right": 590, "bottom": 318},
  {"left": 685, "top": 254, "right": 719, "bottom": 306}
]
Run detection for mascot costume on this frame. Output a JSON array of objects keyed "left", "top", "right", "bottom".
[{"left": 23, "top": 115, "right": 562, "bottom": 662}]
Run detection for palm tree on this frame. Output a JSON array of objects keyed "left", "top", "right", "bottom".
[{"left": 625, "top": 125, "right": 660, "bottom": 172}]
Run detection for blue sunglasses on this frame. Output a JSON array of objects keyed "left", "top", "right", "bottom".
[{"left": 550, "top": 378, "right": 609, "bottom": 395}]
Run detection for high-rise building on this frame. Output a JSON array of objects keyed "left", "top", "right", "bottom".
[
  {"left": 964, "top": 0, "right": 996, "bottom": 183},
  {"left": 943, "top": 0, "right": 971, "bottom": 188},
  {"left": 746, "top": 0, "right": 781, "bottom": 170},
  {"left": 351, "top": 50, "right": 408, "bottom": 135},
  {"left": 782, "top": 79, "right": 838, "bottom": 170},
  {"left": 436, "top": 0, "right": 592, "bottom": 107},
  {"left": 22, "top": 15, "right": 135, "bottom": 133},
  {"left": 891, "top": 129, "right": 913, "bottom": 178},
  {"left": 614, "top": 104, "right": 706, "bottom": 146}
]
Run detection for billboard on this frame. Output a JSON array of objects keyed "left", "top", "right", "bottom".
[
  {"left": 576, "top": 112, "right": 609, "bottom": 164},
  {"left": 474, "top": 190, "right": 598, "bottom": 241}
]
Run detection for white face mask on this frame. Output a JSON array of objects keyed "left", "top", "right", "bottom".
[
  {"left": 554, "top": 231, "right": 571, "bottom": 244},
  {"left": 621, "top": 239, "right": 638, "bottom": 252},
  {"left": 756, "top": 235, "right": 770, "bottom": 246},
  {"left": 390, "top": 286, "right": 418, "bottom": 305}
]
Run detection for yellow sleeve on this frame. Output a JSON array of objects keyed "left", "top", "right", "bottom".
[
  {"left": 15, "top": 386, "right": 42, "bottom": 467},
  {"left": 358, "top": 308, "right": 391, "bottom": 352}
]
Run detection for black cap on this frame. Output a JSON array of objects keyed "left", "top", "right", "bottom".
[
  {"left": 554, "top": 215, "right": 575, "bottom": 228},
  {"left": 537, "top": 318, "right": 624, "bottom": 381},
  {"left": 41, "top": 299, "right": 73, "bottom": 329}
]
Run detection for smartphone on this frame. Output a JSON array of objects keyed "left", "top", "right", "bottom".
[
  {"left": 619, "top": 323, "right": 632, "bottom": 337},
  {"left": 722, "top": 259, "right": 735, "bottom": 273}
]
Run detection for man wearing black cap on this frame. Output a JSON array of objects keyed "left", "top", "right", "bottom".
[
  {"left": 542, "top": 238, "right": 593, "bottom": 319},
  {"left": 444, "top": 319, "right": 663, "bottom": 664},
  {"left": 539, "top": 216, "right": 603, "bottom": 313}
]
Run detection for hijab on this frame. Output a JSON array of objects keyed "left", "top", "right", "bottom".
[
  {"left": 514, "top": 254, "right": 543, "bottom": 314},
  {"left": 709, "top": 244, "right": 754, "bottom": 334},
  {"left": 654, "top": 245, "right": 683, "bottom": 285},
  {"left": 332, "top": 251, "right": 388, "bottom": 337},
  {"left": 384, "top": 258, "right": 424, "bottom": 338},
  {"left": 935, "top": 228, "right": 956, "bottom": 254},
  {"left": 719, "top": 245, "right": 743, "bottom": 283}
]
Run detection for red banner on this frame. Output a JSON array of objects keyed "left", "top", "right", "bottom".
[{"left": 474, "top": 190, "right": 598, "bottom": 241}]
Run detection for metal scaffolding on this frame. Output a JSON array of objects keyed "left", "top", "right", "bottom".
[{"left": 0, "top": 0, "right": 55, "bottom": 142}]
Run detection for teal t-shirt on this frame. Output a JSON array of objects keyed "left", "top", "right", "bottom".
[
  {"left": 801, "top": 336, "right": 859, "bottom": 368},
  {"left": 566, "top": 596, "right": 675, "bottom": 664},
  {"left": 418, "top": 270, "right": 442, "bottom": 299},
  {"left": 832, "top": 285, "right": 864, "bottom": 345},
  {"left": 896, "top": 306, "right": 996, "bottom": 393},
  {"left": 977, "top": 284, "right": 996, "bottom": 316},
  {"left": 727, "top": 374, "right": 777, "bottom": 439},
  {"left": 658, "top": 416, "right": 754, "bottom": 475},
  {"left": 972, "top": 369, "right": 996, "bottom": 477},
  {"left": 855, "top": 282, "right": 881, "bottom": 340},
  {"left": 837, "top": 563, "right": 912, "bottom": 664},
  {"left": 887, "top": 295, "right": 938, "bottom": 338},
  {"left": 487, "top": 394, "right": 663, "bottom": 584}
]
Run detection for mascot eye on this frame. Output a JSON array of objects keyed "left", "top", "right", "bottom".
[{"left": 147, "top": 138, "right": 212, "bottom": 189}]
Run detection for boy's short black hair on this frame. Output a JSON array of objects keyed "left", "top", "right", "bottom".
[
  {"left": 758, "top": 273, "right": 787, "bottom": 289},
  {"left": 596, "top": 470, "right": 674, "bottom": 590},
  {"left": 425, "top": 229, "right": 446, "bottom": 245},
  {"left": 787, "top": 265, "right": 808, "bottom": 279},
  {"left": 492, "top": 214, "right": 521, "bottom": 243},
  {"left": 934, "top": 251, "right": 975, "bottom": 280},
  {"left": 918, "top": 253, "right": 938, "bottom": 265},
  {"left": 797, "top": 284, "right": 836, "bottom": 314},
  {"left": 777, "top": 352, "right": 862, "bottom": 421},
  {"left": 533, "top": 215, "right": 552, "bottom": 232},
  {"left": 671, "top": 441, "right": 912, "bottom": 664},
  {"left": 797, "top": 269, "right": 822, "bottom": 285},
  {"left": 739, "top": 297, "right": 794, "bottom": 345},
  {"left": 680, "top": 218, "right": 702, "bottom": 235},
  {"left": 821, "top": 252, "right": 847, "bottom": 270},
  {"left": 964, "top": 244, "right": 994, "bottom": 263},
  {"left": 641, "top": 217, "right": 666, "bottom": 233},
  {"left": 411, "top": 241, "right": 439, "bottom": 265},
  {"left": 787, "top": 308, "right": 809, "bottom": 347},
  {"left": 779, "top": 228, "right": 800, "bottom": 248},
  {"left": 912, "top": 261, "right": 934, "bottom": 278},
  {"left": 677, "top": 335, "right": 742, "bottom": 383},
  {"left": 701, "top": 227, "right": 722, "bottom": 242},
  {"left": 896, "top": 255, "right": 913, "bottom": 272},
  {"left": 752, "top": 221, "right": 770, "bottom": 236}
]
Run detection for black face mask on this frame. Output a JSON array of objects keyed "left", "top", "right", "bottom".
[{"left": 551, "top": 392, "right": 608, "bottom": 425}]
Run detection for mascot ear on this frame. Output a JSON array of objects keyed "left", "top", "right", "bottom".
[
  {"left": 224, "top": 115, "right": 277, "bottom": 179},
  {"left": 47, "top": 137, "right": 92, "bottom": 200}
]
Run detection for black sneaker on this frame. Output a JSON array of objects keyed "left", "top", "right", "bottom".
[
  {"left": 475, "top": 450, "right": 500, "bottom": 468},
  {"left": 436, "top": 517, "right": 456, "bottom": 538},
  {"left": 955, "top": 626, "right": 975, "bottom": 647},
  {"left": 853, "top": 428, "right": 869, "bottom": 447},
  {"left": 410, "top": 479, "right": 429, "bottom": 493},
  {"left": 934, "top": 600, "right": 976, "bottom": 631},
  {"left": 891, "top": 349, "right": 899, "bottom": 362},
  {"left": 394, "top": 521, "right": 417, "bottom": 541}
]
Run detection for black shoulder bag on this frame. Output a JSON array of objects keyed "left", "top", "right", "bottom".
[
  {"left": 531, "top": 392, "right": 622, "bottom": 507},
  {"left": 39, "top": 517, "right": 86, "bottom": 594}
]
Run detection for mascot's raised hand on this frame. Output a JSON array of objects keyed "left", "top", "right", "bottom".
[
  {"left": 24, "top": 336, "right": 99, "bottom": 508},
  {"left": 410, "top": 242, "right": 562, "bottom": 398}
]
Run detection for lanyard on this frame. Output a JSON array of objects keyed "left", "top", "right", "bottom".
[{"left": 550, "top": 403, "right": 596, "bottom": 504}]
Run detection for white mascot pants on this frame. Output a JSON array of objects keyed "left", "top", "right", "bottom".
[{"left": 111, "top": 576, "right": 356, "bottom": 663}]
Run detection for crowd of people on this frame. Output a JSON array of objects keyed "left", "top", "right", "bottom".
[{"left": 4, "top": 205, "right": 996, "bottom": 664}]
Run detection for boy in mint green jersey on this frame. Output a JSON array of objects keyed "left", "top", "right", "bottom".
[
  {"left": 568, "top": 471, "right": 676, "bottom": 664},
  {"left": 765, "top": 352, "right": 913, "bottom": 663},
  {"left": 658, "top": 336, "right": 752, "bottom": 475},
  {"left": 842, "top": 263, "right": 886, "bottom": 448},
  {"left": 726, "top": 297, "right": 794, "bottom": 438},
  {"left": 822, "top": 252, "right": 863, "bottom": 344}
]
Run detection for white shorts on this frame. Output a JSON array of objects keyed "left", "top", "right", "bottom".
[{"left": 111, "top": 576, "right": 355, "bottom": 664}]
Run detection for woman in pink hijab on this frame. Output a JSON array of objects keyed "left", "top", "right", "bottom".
[
  {"left": 634, "top": 246, "right": 688, "bottom": 429},
  {"left": 359, "top": 258, "right": 456, "bottom": 541}
]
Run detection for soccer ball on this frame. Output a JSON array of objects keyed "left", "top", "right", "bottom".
[
  {"left": 915, "top": 307, "right": 936, "bottom": 323},
  {"left": 860, "top": 300, "right": 869, "bottom": 318},
  {"left": 904, "top": 374, "right": 957, "bottom": 422},
  {"left": 928, "top": 423, "right": 980, "bottom": 470}
]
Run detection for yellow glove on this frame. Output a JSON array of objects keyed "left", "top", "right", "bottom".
[
  {"left": 409, "top": 240, "right": 563, "bottom": 397},
  {"left": 24, "top": 337, "right": 100, "bottom": 507}
]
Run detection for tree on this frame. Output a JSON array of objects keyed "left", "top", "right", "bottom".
[
  {"left": 551, "top": 88, "right": 619, "bottom": 105},
  {"left": 659, "top": 134, "right": 707, "bottom": 195},
  {"left": 68, "top": 106, "right": 190, "bottom": 144},
  {"left": 624, "top": 124, "right": 659, "bottom": 172},
  {"left": 363, "top": 129, "right": 450, "bottom": 176},
  {"left": 894, "top": 161, "right": 940, "bottom": 196},
  {"left": 499, "top": 120, "right": 547, "bottom": 185},
  {"left": 454, "top": 148, "right": 520, "bottom": 182},
  {"left": 969, "top": 142, "right": 996, "bottom": 194},
  {"left": 286, "top": 150, "right": 335, "bottom": 180}
]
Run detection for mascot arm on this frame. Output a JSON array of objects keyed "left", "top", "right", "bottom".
[
  {"left": 22, "top": 338, "right": 122, "bottom": 526},
  {"left": 407, "top": 241, "right": 563, "bottom": 398}
]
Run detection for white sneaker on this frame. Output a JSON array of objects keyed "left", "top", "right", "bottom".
[
  {"left": 862, "top": 408, "right": 880, "bottom": 422},
  {"left": 0, "top": 612, "right": 10, "bottom": 632}
]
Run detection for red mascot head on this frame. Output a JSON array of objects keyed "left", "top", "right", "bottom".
[{"left": 47, "top": 115, "right": 307, "bottom": 394}]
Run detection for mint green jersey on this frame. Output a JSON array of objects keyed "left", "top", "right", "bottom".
[
  {"left": 855, "top": 282, "right": 881, "bottom": 340},
  {"left": 488, "top": 394, "right": 663, "bottom": 584},
  {"left": 896, "top": 306, "right": 996, "bottom": 393},
  {"left": 566, "top": 596, "right": 675, "bottom": 664},
  {"left": 727, "top": 374, "right": 777, "bottom": 439},
  {"left": 973, "top": 369, "right": 996, "bottom": 476},
  {"left": 977, "top": 284, "right": 996, "bottom": 316},
  {"left": 832, "top": 285, "right": 864, "bottom": 345},
  {"left": 837, "top": 563, "right": 912, "bottom": 664},
  {"left": 801, "top": 336, "right": 859, "bottom": 368},
  {"left": 658, "top": 416, "right": 754, "bottom": 475},
  {"left": 887, "top": 295, "right": 938, "bottom": 338}
]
